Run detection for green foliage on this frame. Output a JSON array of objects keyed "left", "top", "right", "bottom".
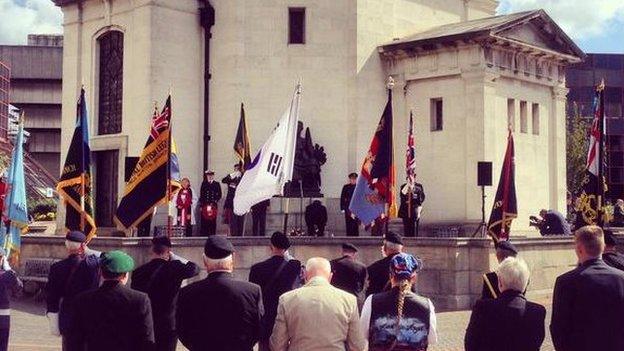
[
  {"left": 29, "top": 198, "right": 57, "bottom": 220},
  {"left": 566, "top": 102, "right": 591, "bottom": 197}
]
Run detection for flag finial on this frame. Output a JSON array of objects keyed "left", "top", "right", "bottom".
[
  {"left": 386, "top": 76, "right": 395, "bottom": 90},
  {"left": 597, "top": 79, "right": 605, "bottom": 91}
]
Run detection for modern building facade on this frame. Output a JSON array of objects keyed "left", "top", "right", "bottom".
[
  {"left": 52, "top": 0, "right": 583, "bottom": 235},
  {"left": 0, "top": 34, "right": 63, "bottom": 178},
  {"left": 567, "top": 54, "right": 624, "bottom": 200}
]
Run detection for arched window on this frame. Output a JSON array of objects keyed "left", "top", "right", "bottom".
[{"left": 97, "top": 31, "right": 123, "bottom": 135}]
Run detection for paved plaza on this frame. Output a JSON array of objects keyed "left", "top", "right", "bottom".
[{"left": 7, "top": 296, "right": 554, "bottom": 351}]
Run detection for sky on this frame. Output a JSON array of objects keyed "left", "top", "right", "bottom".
[{"left": 0, "top": 0, "right": 623, "bottom": 53}]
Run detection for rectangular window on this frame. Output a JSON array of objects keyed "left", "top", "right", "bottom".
[
  {"left": 507, "top": 99, "right": 515, "bottom": 131},
  {"left": 430, "top": 98, "right": 443, "bottom": 131},
  {"left": 532, "top": 103, "right": 540, "bottom": 135},
  {"left": 520, "top": 101, "right": 527, "bottom": 133},
  {"left": 288, "top": 8, "right": 305, "bottom": 44}
]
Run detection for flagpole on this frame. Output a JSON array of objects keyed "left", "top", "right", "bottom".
[
  {"left": 597, "top": 79, "right": 606, "bottom": 226},
  {"left": 166, "top": 91, "right": 173, "bottom": 238}
]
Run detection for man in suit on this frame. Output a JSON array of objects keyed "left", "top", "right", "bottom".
[
  {"left": 340, "top": 173, "right": 359, "bottom": 236},
  {"left": 45, "top": 231, "right": 101, "bottom": 350},
  {"left": 366, "top": 232, "right": 408, "bottom": 296},
  {"left": 249, "top": 232, "right": 303, "bottom": 351},
  {"left": 70, "top": 250, "right": 155, "bottom": 351},
  {"left": 481, "top": 240, "right": 518, "bottom": 299},
  {"left": 270, "top": 257, "right": 366, "bottom": 351},
  {"left": 305, "top": 200, "right": 328, "bottom": 236},
  {"left": 398, "top": 181, "right": 426, "bottom": 237},
  {"left": 131, "top": 236, "right": 200, "bottom": 351},
  {"left": 251, "top": 199, "right": 270, "bottom": 236},
  {"left": 330, "top": 243, "right": 367, "bottom": 309},
  {"left": 536, "top": 209, "right": 571, "bottom": 236},
  {"left": 551, "top": 225, "right": 624, "bottom": 351},
  {"left": 602, "top": 229, "right": 624, "bottom": 271},
  {"left": 465, "top": 257, "right": 546, "bottom": 351},
  {"left": 199, "top": 170, "right": 222, "bottom": 236},
  {"left": 177, "top": 236, "right": 263, "bottom": 351}
]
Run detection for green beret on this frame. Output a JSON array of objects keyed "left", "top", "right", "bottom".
[{"left": 101, "top": 250, "right": 135, "bottom": 273}]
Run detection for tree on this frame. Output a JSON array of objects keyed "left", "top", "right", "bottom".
[{"left": 566, "top": 102, "right": 591, "bottom": 197}]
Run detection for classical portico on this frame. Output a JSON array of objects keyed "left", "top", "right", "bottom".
[{"left": 51, "top": 1, "right": 582, "bottom": 236}]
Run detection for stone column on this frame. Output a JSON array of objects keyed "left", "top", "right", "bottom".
[{"left": 549, "top": 85, "right": 568, "bottom": 214}]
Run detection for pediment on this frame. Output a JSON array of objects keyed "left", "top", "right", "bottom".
[{"left": 495, "top": 18, "right": 580, "bottom": 57}]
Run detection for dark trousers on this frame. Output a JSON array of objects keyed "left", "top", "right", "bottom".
[
  {"left": 0, "top": 320, "right": 8, "bottom": 351},
  {"left": 230, "top": 213, "right": 246, "bottom": 236},
  {"left": 345, "top": 213, "right": 359, "bottom": 236},
  {"left": 402, "top": 217, "right": 420, "bottom": 237},
  {"left": 252, "top": 210, "right": 267, "bottom": 236},
  {"left": 201, "top": 218, "right": 217, "bottom": 236},
  {"left": 183, "top": 224, "right": 193, "bottom": 237}
]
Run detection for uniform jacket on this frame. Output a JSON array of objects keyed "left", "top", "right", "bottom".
[
  {"left": 481, "top": 272, "right": 501, "bottom": 299},
  {"left": 340, "top": 184, "right": 355, "bottom": 212},
  {"left": 248, "top": 255, "right": 302, "bottom": 340},
  {"left": 550, "top": 258, "right": 624, "bottom": 351},
  {"left": 46, "top": 253, "right": 101, "bottom": 334},
  {"left": 131, "top": 258, "right": 199, "bottom": 334},
  {"left": 222, "top": 173, "right": 242, "bottom": 209},
  {"left": 199, "top": 180, "right": 222, "bottom": 206},
  {"left": 176, "top": 271, "right": 263, "bottom": 351},
  {"left": 70, "top": 280, "right": 155, "bottom": 351},
  {"left": 465, "top": 290, "right": 545, "bottom": 351},
  {"left": 270, "top": 277, "right": 366, "bottom": 351},
  {"left": 330, "top": 256, "right": 367, "bottom": 306},
  {"left": 398, "top": 183, "right": 426, "bottom": 219},
  {"left": 603, "top": 251, "right": 624, "bottom": 271}
]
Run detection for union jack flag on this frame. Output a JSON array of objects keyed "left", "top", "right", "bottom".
[
  {"left": 406, "top": 111, "right": 416, "bottom": 188},
  {"left": 150, "top": 104, "right": 170, "bottom": 140}
]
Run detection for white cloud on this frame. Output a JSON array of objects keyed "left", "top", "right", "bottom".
[
  {"left": 498, "top": 0, "right": 624, "bottom": 40},
  {"left": 0, "top": 0, "right": 63, "bottom": 45}
]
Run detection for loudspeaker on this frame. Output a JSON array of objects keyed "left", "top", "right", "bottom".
[
  {"left": 125, "top": 157, "right": 139, "bottom": 182},
  {"left": 477, "top": 161, "right": 492, "bottom": 186}
]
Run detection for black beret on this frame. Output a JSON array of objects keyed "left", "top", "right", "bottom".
[
  {"left": 152, "top": 235, "right": 172, "bottom": 248},
  {"left": 384, "top": 231, "right": 403, "bottom": 245},
  {"left": 204, "top": 236, "right": 235, "bottom": 259},
  {"left": 604, "top": 230, "right": 616, "bottom": 247},
  {"left": 495, "top": 240, "right": 518, "bottom": 255},
  {"left": 66, "top": 231, "right": 86, "bottom": 243},
  {"left": 342, "top": 243, "right": 358, "bottom": 252},
  {"left": 348, "top": 173, "right": 358, "bottom": 179},
  {"left": 270, "top": 231, "right": 291, "bottom": 250}
]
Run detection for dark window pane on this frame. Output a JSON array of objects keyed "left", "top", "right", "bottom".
[
  {"left": 289, "top": 8, "right": 305, "bottom": 44},
  {"left": 430, "top": 98, "right": 443, "bottom": 131},
  {"left": 98, "top": 31, "right": 123, "bottom": 135}
]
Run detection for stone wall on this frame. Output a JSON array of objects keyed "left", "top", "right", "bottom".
[{"left": 19, "top": 235, "right": 577, "bottom": 311}]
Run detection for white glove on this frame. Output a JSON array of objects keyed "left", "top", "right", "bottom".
[
  {"left": 46, "top": 312, "right": 60, "bottom": 336},
  {"left": 169, "top": 252, "right": 189, "bottom": 264},
  {"left": 2, "top": 258, "right": 11, "bottom": 271},
  {"left": 84, "top": 246, "right": 102, "bottom": 257}
]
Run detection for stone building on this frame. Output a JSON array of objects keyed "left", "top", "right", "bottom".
[
  {"left": 52, "top": 0, "right": 583, "bottom": 236},
  {"left": 0, "top": 34, "right": 63, "bottom": 177},
  {"left": 567, "top": 54, "right": 624, "bottom": 200}
]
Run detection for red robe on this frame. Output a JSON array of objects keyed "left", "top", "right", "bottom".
[{"left": 176, "top": 188, "right": 193, "bottom": 227}]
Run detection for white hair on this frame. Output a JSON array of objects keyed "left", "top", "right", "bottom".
[
  {"left": 305, "top": 257, "right": 331, "bottom": 275},
  {"left": 65, "top": 240, "right": 82, "bottom": 251},
  {"left": 202, "top": 254, "right": 233, "bottom": 272},
  {"left": 497, "top": 257, "right": 530, "bottom": 293}
]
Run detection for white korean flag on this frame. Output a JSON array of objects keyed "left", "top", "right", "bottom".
[{"left": 234, "top": 83, "right": 301, "bottom": 215}]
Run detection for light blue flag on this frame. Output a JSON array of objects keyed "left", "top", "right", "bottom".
[{"left": 3, "top": 112, "right": 29, "bottom": 259}]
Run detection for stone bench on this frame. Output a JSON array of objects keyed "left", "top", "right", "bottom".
[{"left": 21, "top": 258, "right": 58, "bottom": 297}]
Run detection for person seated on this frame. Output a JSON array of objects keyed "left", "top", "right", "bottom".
[
  {"left": 614, "top": 199, "right": 624, "bottom": 227},
  {"left": 465, "top": 257, "right": 546, "bottom": 351},
  {"left": 305, "top": 200, "right": 327, "bottom": 236},
  {"left": 530, "top": 209, "right": 571, "bottom": 236}
]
